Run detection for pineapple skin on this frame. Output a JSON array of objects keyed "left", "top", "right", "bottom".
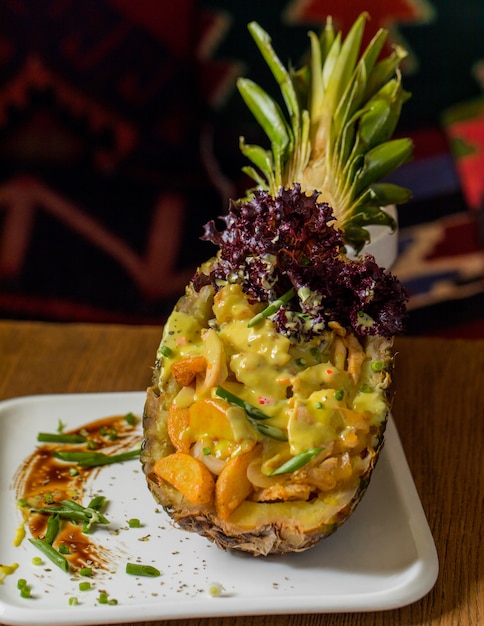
[{"left": 141, "top": 264, "right": 393, "bottom": 556}]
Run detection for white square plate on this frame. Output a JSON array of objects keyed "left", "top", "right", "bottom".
[{"left": 0, "top": 392, "right": 438, "bottom": 625}]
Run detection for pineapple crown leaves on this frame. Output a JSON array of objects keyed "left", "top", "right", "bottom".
[{"left": 237, "top": 13, "right": 414, "bottom": 252}]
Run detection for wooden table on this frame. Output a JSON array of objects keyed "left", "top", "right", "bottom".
[{"left": 0, "top": 320, "right": 482, "bottom": 626}]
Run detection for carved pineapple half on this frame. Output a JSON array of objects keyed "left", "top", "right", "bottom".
[{"left": 141, "top": 14, "right": 410, "bottom": 555}]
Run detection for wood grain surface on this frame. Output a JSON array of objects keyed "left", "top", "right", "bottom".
[{"left": 0, "top": 321, "right": 482, "bottom": 626}]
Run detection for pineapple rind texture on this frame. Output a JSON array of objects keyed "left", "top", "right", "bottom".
[{"left": 141, "top": 267, "right": 392, "bottom": 556}]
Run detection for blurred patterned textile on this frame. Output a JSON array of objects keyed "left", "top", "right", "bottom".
[{"left": 0, "top": 0, "right": 482, "bottom": 337}]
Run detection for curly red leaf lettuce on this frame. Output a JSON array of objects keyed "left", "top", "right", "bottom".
[{"left": 196, "top": 185, "right": 407, "bottom": 339}]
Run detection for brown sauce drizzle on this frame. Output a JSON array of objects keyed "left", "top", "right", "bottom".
[{"left": 13, "top": 413, "right": 141, "bottom": 572}]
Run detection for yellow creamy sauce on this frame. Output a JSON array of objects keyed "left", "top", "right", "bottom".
[{"left": 158, "top": 284, "right": 386, "bottom": 458}]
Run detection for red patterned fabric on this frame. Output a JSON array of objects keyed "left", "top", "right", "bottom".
[{"left": 0, "top": 0, "right": 482, "bottom": 337}]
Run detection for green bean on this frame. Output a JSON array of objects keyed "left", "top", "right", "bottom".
[
  {"left": 270, "top": 447, "right": 324, "bottom": 475},
  {"left": 247, "top": 287, "right": 296, "bottom": 327},
  {"left": 29, "top": 499, "right": 109, "bottom": 529},
  {"left": 215, "top": 386, "right": 287, "bottom": 441},
  {"left": 215, "top": 387, "right": 271, "bottom": 421},
  {"left": 28, "top": 538, "right": 69, "bottom": 572},
  {"left": 125, "top": 562, "right": 161, "bottom": 577},
  {"left": 44, "top": 514, "right": 60, "bottom": 545},
  {"left": 37, "top": 432, "right": 87, "bottom": 444},
  {"left": 52, "top": 448, "right": 140, "bottom": 467},
  {"left": 87, "top": 495, "right": 106, "bottom": 511},
  {"left": 253, "top": 422, "right": 288, "bottom": 441}
]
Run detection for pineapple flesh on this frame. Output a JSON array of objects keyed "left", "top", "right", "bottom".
[{"left": 142, "top": 14, "right": 410, "bottom": 556}]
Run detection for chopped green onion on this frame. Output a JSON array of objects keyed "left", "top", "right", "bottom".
[
  {"left": 79, "top": 567, "right": 93, "bottom": 576},
  {"left": 360, "top": 383, "right": 373, "bottom": 393},
  {"left": 98, "top": 592, "right": 109, "bottom": 604},
  {"left": 202, "top": 447, "right": 211, "bottom": 455},
  {"left": 371, "top": 360, "right": 384, "bottom": 372},
  {"left": 270, "top": 447, "right": 323, "bottom": 476},
  {"left": 37, "top": 432, "right": 87, "bottom": 444},
  {"left": 79, "top": 581, "right": 91, "bottom": 591},
  {"left": 207, "top": 581, "right": 224, "bottom": 597},
  {"left": 125, "top": 562, "right": 161, "bottom": 577},
  {"left": 58, "top": 543, "right": 70, "bottom": 554},
  {"left": 28, "top": 538, "right": 69, "bottom": 572},
  {"left": 108, "top": 598, "right": 118, "bottom": 605},
  {"left": 248, "top": 287, "right": 295, "bottom": 327},
  {"left": 17, "top": 578, "right": 27, "bottom": 590},
  {"left": 159, "top": 344, "right": 173, "bottom": 357},
  {"left": 57, "top": 419, "right": 66, "bottom": 433},
  {"left": 128, "top": 518, "right": 141, "bottom": 528},
  {"left": 310, "top": 346, "right": 322, "bottom": 363},
  {"left": 68, "top": 597, "right": 79, "bottom": 606},
  {"left": 52, "top": 448, "right": 140, "bottom": 467},
  {"left": 125, "top": 412, "right": 137, "bottom": 426},
  {"left": 334, "top": 389, "right": 345, "bottom": 401},
  {"left": 32, "top": 557, "right": 43, "bottom": 566}
]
